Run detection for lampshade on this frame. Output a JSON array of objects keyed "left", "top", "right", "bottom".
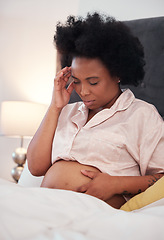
[{"left": 0, "top": 101, "right": 47, "bottom": 137}]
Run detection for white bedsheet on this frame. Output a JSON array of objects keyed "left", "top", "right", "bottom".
[{"left": 0, "top": 178, "right": 164, "bottom": 240}]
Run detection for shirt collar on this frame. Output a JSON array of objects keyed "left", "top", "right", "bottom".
[
  {"left": 78, "top": 89, "right": 134, "bottom": 112},
  {"left": 110, "top": 89, "right": 135, "bottom": 112},
  {"left": 77, "top": 102, "right": 88, "bottom": 113},
  {"left": 73, "top": 89, "right": 135, "bottom": 129}
]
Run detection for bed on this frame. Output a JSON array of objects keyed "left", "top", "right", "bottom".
[
  {"left": 0, "top": 178, "right": 164, "bottom": 240},
  {"left": 0, "top": 16, "right": 164, "bottom": 240}
]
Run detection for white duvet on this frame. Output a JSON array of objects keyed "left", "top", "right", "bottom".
[{"left": 0, "top": 178, "right": 164, "bottom": 240}]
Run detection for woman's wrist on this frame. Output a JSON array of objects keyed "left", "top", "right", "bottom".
[
  {"left": 110, "top": 175, "right": 142, "bottom": 197},
  {"left": 114, "top": 174, "right": 164, "bottom": 197},
  {"left": 114, "top": 176, "right": 142, "bottom": 197},
  {"left": 111, "top": 176, "right": 123, "bottom": 195},
  {"left": 48, "top": 103, "right": 63, "bottom": 115}
]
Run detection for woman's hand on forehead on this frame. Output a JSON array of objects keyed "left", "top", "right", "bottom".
[
  {"left": 56, "top": 66, "right": 72, "bottom": 85},
  {"left": 51, "top": 66, "right": 74, "bottom": 110}
]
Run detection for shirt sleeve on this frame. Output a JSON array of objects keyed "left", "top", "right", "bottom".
[{"left": 139, "top": 112, "right": 164, "bottom": 176}]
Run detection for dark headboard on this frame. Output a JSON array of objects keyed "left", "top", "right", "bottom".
[
  {"left": 67, "top": 17, "right": 164, "bottom": 117},
  {"left": 123, "top": 17, "right": 164, "bottom": 118}
]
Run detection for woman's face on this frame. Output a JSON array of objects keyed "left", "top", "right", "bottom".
[{"left": 71, "top": 57, "right": 121, "bottom": 110}]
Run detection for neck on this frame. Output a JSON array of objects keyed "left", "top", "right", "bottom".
[
  {"left": 103, "top": 88, "right": 122, "bottom": 109},
  {"left": 87, "top": 88, "right": 122, "bottom": 123}
]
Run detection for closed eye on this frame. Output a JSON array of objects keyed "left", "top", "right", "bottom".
[
  {"left": 71, "top": 75, "right": 99, "bottom": 86},
  {"left": 86, "top": 77, "right": 99, "bottom": 86},
  {"left": 73, "top": 80, "right": 80, "bottom": 84},
  {"left": 71, "top": 75, "right": 80, "bottom": 85},
  {"left": 89, "top": 82, "right": 98, "bottom": 86},
  {"left": 73, "top": 81, "right": 98, "bottom": 85}
]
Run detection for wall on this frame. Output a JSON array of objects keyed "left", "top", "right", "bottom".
[
  {"left": 77, "top": 0, "right": 164, "bottom": 20},
  {"left": 0, "top": 0, "right": 79, "bottom": 181},
  {"left": 0, "top": 0, "right": 163, "bottom": 181}
]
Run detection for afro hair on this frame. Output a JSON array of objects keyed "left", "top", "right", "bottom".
[{"left": 54, "top": 12, "right": 145, "bottom": 86}]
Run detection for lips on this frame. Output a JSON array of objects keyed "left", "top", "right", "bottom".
[{"left": 83, "top": 100, "right": 95, "bottom": 107}]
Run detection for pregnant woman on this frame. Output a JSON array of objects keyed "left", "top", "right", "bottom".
[{"left": 27, "top": 12, "right": 164, "bottom": 209}]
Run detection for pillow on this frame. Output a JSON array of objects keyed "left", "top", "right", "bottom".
[
  {"left": 120, "top": 176, "right": 164, "bottom": 211},
  {"left": 18, "top": 161, "right": 43, "bottom": 187}
]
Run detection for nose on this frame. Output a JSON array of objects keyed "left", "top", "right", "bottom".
[{"left": 80, "top": 83, "right": 90, "bottom": 97}]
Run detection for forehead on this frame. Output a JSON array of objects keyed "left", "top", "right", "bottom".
[{"left": 71, "top": 57, "right": 110, "bottom": 77}]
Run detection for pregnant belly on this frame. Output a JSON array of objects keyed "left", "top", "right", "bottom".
[
  {"left": 41, "top": 160, "right": 126, "bottom": 209},
  {"left": 41, "top": 160, "right": 101, "bottom": 191}
]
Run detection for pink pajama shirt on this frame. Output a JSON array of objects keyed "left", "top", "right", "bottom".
[{"left": 52, "top": 89, "right": 164, "bottom": 176}]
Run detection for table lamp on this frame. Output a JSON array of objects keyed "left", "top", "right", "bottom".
[{"left": 0, "top": 101, "right": 47, "bottom": 182}]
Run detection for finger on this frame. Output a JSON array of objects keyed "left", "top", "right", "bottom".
[
  {"left": 63, "top": 72, "right": 71, "bottom": 85},
  {"left": 55, "top": 71, "right": 70, "bottom": 89},
  {"left": 54, "top": 72, "right": 63, "bottom": 88},
  {"left": 81, "top": 170, "right": 99, "bottom": 179},
  {"left": 63, "top": 69, "right": 71, "bottom": 82},
  {"left": 54, "top": 72, "right": 63, "bottom": 90},
  {"left": 55, "top": 68, "right": 70, "bottom": 86},
  {"left": 59, "top": 68, "right": 71, "bottom": 87},
  {"left": 63, "top": 67, "right": 71, "bottom": 78},
  {"left": 61, "top": 67, "right": 71, "bottom": 79},
  {"left": 85, "top": 190, "right": 103, "bottom": 200},
  {"left": 67, "top": 81, "right": 74, "bottom": 95},
  {"left": 56, "top": 66, "right": 69, "bottom": 76},
  {"left": 76, "top": 183, "right": 90, "bottom": 193}
]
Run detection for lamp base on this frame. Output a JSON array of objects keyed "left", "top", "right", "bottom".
[
  {"left": 11, "top": 147, "right": 27, "bottom": 182},
  {"left": 11, "top": 165, "right": 24, "bottom": 182}
]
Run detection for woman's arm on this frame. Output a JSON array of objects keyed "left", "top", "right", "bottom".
[
  {"left": 27, "top": 106, "right": 61, "bottom": 176},
  {"left": 77, "top": 170, "right": 164, "bottom": 201},
  {"left": 27, "top": 67, "right": 74, "bottom": 176}
]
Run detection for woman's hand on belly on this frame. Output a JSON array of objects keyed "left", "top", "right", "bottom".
[
  {"left": 41, "top": 160, "right": 126, "bottom": 209},
  {"left": 76, "top": 170, "right": 126, "bottom": 208},
  {"left": 40, "top": 160, "right": 100, "bottom": 191},
  {"left": 76, "top": 170, "right": 116, "bottom": 200}
]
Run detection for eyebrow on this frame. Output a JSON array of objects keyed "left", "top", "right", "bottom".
[{"left": 71, "top": 75, "right": 99, "bottom": 81}]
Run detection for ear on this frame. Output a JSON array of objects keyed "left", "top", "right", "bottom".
[{"left": 116, "top": 77, "right": 121, "bottom": 83}]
